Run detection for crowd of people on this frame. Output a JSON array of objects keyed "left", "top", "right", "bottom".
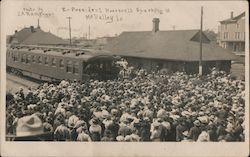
[{"left": 6, "top": 67, "right": 245, "bottom": 142}]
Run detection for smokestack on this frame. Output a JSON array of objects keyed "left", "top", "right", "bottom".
[
  {"left": 152, "top": 18, "right": 160, "bottom": 33},
  {"left": 231, "top": 11, "right": 234, "bottom": 19},
  {"left": 30, "top": 26, "right": 35, "bottom": 33},
  {"left": 37, "top": 19, "right": 40, "bottom": 29}
]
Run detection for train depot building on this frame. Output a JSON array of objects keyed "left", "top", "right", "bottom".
[
  {"left": 104, "top": 18, "right": 236, "bottom": 74},
  {"left": 7, "top": 24, "right": 68, "bottom": 46}
]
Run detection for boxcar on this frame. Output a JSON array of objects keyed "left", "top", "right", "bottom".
[{"left": 6, "top": 45, "right": 119, "bottom": 82}]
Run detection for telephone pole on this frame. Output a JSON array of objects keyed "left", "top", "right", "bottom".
[
  {"left": 66, "top": 17, "right": 72, "bottom": 46},
  {"left": 199, "top": 6, "right": 203, "bottom": 75}
]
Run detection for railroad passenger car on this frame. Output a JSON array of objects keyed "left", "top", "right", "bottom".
[{"left": 6, "top": 45, "right": 120, "bottom": 82}]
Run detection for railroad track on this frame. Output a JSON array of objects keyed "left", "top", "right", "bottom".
[{"left": 6, "top": 73, "right": 41, "bottom": 94}]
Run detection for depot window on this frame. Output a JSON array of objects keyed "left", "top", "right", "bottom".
[
  {"left": 45, "top": 57, "right": 49, "bottom": 65},
  {"left": 32, "top": 55, "right": 36, "bottom": 63},
  {"left": 21, "top": 54, "right": 25, "bottom": 63},
  {"left": 27, "top": 55, "right": 31, "bottom": 63},
  {"left": 73, "top": 61, "right": 79, "bottom": 74},
  {"left": 59, "top": 59, "right": 64, "bottom": 68},
  {"left": 66, "top": 60, "right": 73, "bottom": 73},
  {"left": 51, "top": 58, "right": 57, "bottom": 67}
]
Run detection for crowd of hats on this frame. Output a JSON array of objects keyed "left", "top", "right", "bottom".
[{"left": 6, "top": 68, "right": 245, "bottom": 142}]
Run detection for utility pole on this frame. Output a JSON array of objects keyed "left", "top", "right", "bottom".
[
  {"left": 199, "top": 6, "right": 203, "bottom": 75},
  {"left": 66, "top": 17, "right": 72, "bottom": 46}
]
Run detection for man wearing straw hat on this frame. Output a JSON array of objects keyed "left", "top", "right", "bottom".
[{"left": 11, "top": 114, "right": 53, "bottom": 141}]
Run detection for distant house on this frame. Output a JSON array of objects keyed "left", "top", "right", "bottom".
[
  {"left": 96, "top": 37, "right": 116, "bottom": 46},
  {"left": 7, "top": 25, "right": 68, "bottom": 46},
  {"left": 104, "top": 18, "right": 236, "bottom": 74},
  {"left": 204, "top": 30, "right": 218, "bottom": 45},
  {"left": 218, "top": 12, "right": 245, "bottom": 55}
]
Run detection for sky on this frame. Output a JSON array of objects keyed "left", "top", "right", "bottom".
[{"left": 1, "top": 0, "right": 248, "bottom": 39}]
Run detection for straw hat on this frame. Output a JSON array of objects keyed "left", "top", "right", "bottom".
[
  {"left": 182, "top": 131, "right": 189, "bottom": 137},
  {"left": 15, "top": 114, "right": 51, "bottom": 138},
  {"left": 116, "top": 135, "right": 125, "bottom": 142},
  {"left": 193, "top": 120, "right": 201, "bottom": 127}
]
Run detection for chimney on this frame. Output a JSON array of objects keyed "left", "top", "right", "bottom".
[
  {"left": 30, "top": 26, "right": 35, "bottom": 32},
  {"left": 152, "top": 18, "right": 160, "bottom": 33},
  {"left": 37, "top": 19, "right": 40, "bottom": 29},
  {"left": 231, "top": 11, "right": 234, "bottom": 19}
]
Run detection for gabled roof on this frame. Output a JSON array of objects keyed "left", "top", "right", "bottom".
[
  {"left": 104, "top": 30, "right": 236, "bottom": 61},
  {"left": 21, "top": 29, "right": 68, "bottom": 45},
  {"left": 12, "top": 27, "right": 34, "bottom": 43},
  {"left": 10, "top": 26, "right": 68, "bottom": 45},
  {"left": 220, "top": 12, "right": 245, "bottom": 24}
]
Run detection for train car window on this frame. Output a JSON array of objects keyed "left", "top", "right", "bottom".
[
  {"left": 59, "top": 59, "right": 64, "bottom": 68},
  {"left": 73, "top": 62, "right": 79, "bottom": 74},
  {"left": 11, "top": 51, "right": 15, "bottom": 60},
  {"left": 32, "top": 55, "right": 36, "bottom": 63},
  {"left": 21, "top": 54, "right": 26, "bottom": 63},
  {"left": 27, "top": 55, "right": 31, "bottom": 64},
  {"left": 37, "top": 56, "right": 42, "bottom": 64},
  {"left": 25, "top": 55, "right": 29, "bottom": 64},
  {"left": 45, "top": 57, "right": 49, "bottom": 65},
  {"left": 12, "top": 52, "right": 17, "bottom": 61},
  {"left": 15, "top": 53, "right": 20, "bottom": 62},
  {"left": 66, "top": 60, "right": 73, "bottom": 73},
  {"left": 51, "top": 58, "right": 57, "bottom": 67},
  {"left": 8, "top": 51, "right": 11, "bottom": 58},
  {"left": 13, "top": 52, "right": 18, "bottom": 62}
]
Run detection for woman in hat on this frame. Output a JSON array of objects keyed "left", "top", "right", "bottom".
[
  {"left": 233, "top": 118, "right": 244, "bottom": 141},
  {"left": 216, "top": 120, "right": 227, "bottom": 141},
  {"left": 130, "top": 128, "right": 140, "bottom": 142},
  {"left": 118, "top": 119, "right": 132, "bottom": 137},
  {"left": 101, "top": 130, "right": 114, "bottom": 141},
  {"left": 188, "top": 120, "right": 202, "bottom": 141},
  {"left": 106, "top": 117, "right": 120, "bottom": 140},
  {"left": 150, "top": 121, "right": 162, "bottom": 142},
  {"left": 197, "top": 125, "right": 210, "bottom": 142},
  {"left": 77, "top": 132, "right": 92, "bottom": 142},
  {"left": 43, "top": 117, "right": 53, "bottom": 133},
  {"left": 224, "top": 124, "right": 235, "bottom": 142},
  {"left": 54, "top": 118, "right": 70, "bottom": 141},
  {"left": 89, "top": 118, "right": 102, "bottom": 141},
  {"left": 175, "top": 118, "right": 187, "bottom": 142},
  {"left": 181, "top": 131, "right": 193, "bottom": 142},
  {"left": 116, "top": 135, "right": 125, "bottom": 142},
  {"left": 207, "top": 124, "right": 218, "bottom": 141},
  {"left": 136, "top": 117, "right": 149, "bottom": 142}
]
